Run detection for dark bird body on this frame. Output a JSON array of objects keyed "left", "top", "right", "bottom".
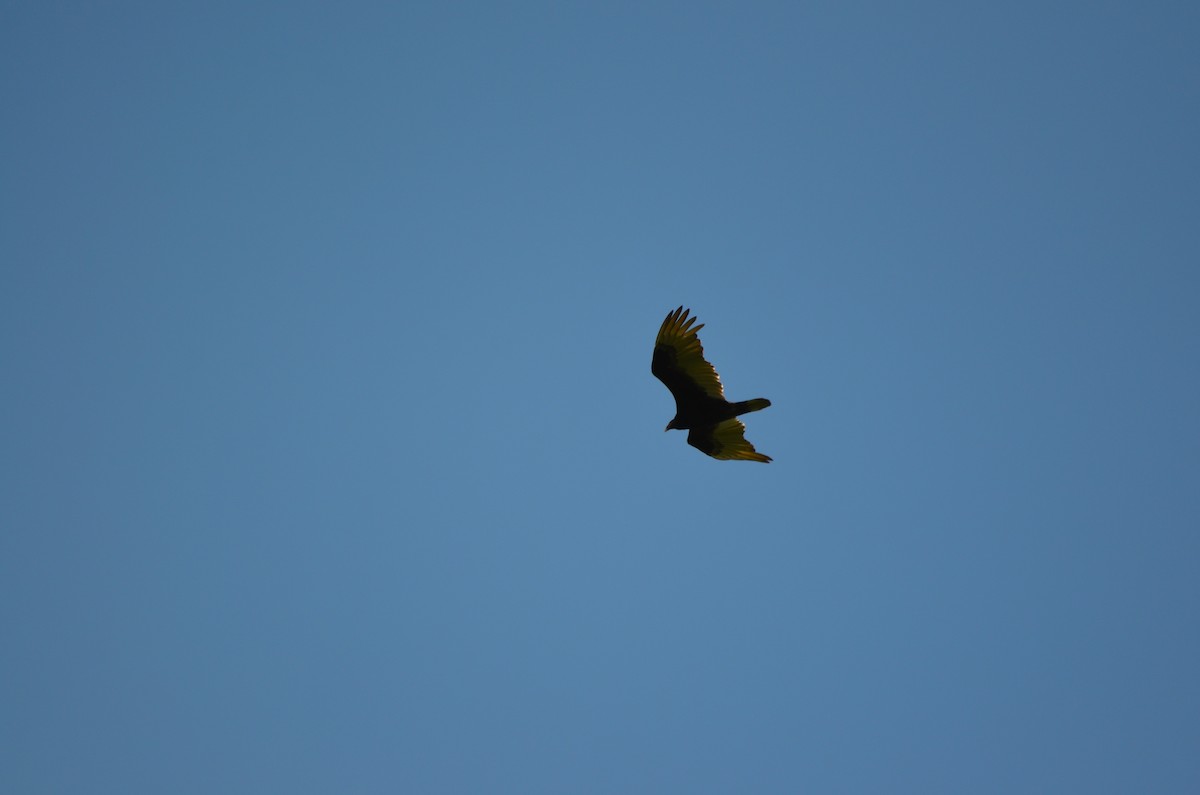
[{"left": 651, "top": 306, "right": 772, "bottom": 462}]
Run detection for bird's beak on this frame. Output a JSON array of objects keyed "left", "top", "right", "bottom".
[{"left": 664, "top": 424, "right": 671, "bottom": 432}]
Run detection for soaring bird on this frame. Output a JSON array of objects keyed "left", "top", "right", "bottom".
[{"left": 652, "top": 306, "right": 772, "bottom": 462}]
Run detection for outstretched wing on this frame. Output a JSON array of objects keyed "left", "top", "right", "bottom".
[
  {"left": 651, "top": 306, "right": 725, "bottom": 402},
  {"left": 688, "top": 419, "right": 772, "bottom": 463}
]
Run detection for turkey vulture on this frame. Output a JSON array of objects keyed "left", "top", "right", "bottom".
[{"left": 652, "top": 306, "right": 772, "bottom": 462}]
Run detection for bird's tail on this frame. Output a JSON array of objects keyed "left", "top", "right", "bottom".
[{"left": 733, "top": 398, "right": 771, "bottom": 416}]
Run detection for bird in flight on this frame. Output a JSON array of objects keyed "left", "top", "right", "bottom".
[{"left": 652, "top": 306, "right": 772, "bottom": 462}]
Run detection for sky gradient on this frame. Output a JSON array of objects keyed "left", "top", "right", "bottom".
[{"left": 3, "top": 3, "right": 1199, "bottom": 793}]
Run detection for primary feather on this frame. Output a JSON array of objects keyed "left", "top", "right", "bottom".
[{"left": 651, "top": 306, "right": 772, "bottom": 463}]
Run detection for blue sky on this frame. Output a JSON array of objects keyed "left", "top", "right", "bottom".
[{"left": 3, "top": 2, "right": 1199, "bottom": 793}]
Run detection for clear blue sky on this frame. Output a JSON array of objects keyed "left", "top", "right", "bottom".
[{"left": 3, "top": 3, "right": 1199, "bottom": 793}]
